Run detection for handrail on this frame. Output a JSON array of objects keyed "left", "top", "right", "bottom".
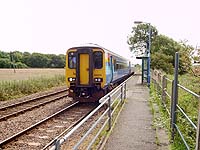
[
  {"left": 165, "top": 77, "right": 172, "bottom": 82},
  {"left": 176, "top": 104, "right": 197, "bottom": 129},
  {"left": 151, "top": 69, "right": 200, "bottom": 149},
  {"left": 49, "top": 75, "right": 132, "bottom": 150},
  {"left": 174, "top": 124, "right": 190, "bottom": 150},
  {"left": 178, "top": 84, "right": 200, "bottom": 98}
]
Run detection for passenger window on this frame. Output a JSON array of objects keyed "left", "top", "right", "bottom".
[
  {"left": 93, "top": 51, "right": 103, "bottom": 69},
  {"left": 68, "top": 52, "right": 76, "bottom": 69}
]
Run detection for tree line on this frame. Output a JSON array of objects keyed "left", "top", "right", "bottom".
[
  {"left": 0, "top": 51, "right": 65, "bottom": 68},
  {"left": 127, "top": 23, "right": 198, "bottom": 75}
]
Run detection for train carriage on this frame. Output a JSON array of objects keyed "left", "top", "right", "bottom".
[{"left": 66, "top": 44, "right": 134, "bottom": 102}]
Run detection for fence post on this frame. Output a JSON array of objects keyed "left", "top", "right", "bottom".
[
  {"left": 124, "top": 83, "right": 127, "bottom": 100},
  {"left": 156, "top": 72, "right": 160, "bottom": 92},
  {"left": 171, "top": 52, "right": 179, "bottom": 140},
  {"left": 152, "top": 70, "right": 156, "bottom": 86},
  {"left": 55, "top": 138, "right": 61, "bottom": 150},
  {"left": 170, "top": 80, "right": 174, "bottom": 127},
  {"left": 162, "top": 75, "right": 167, "bottom": 105},
  {"left": 195, "top": 97, "right": 200, "bottom": 150},
  {"left": 142, "top": 59, "right": 144, "bottom": 84},
  {"left": 108, "top": 95, "right": 112, "bottom": 130},
  {"left": 121, "top": 85, "right": 123, "bottom": 104}
]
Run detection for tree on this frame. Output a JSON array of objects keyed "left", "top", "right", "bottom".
[
  {"left": 12, "top": 51, "right": 23, "bottom": 62},
  {"left": 191, "top": 46, "right": 200, "bottom": 63},
  {"left": 0, "top": 51, "right": 10, "bottom": 59},
  {"left": 26, "top": 53, "right": 50, "bottom": 68},
  {"left": 127, "top": 24, "right": 193, "bottom": 74},
  {"left": 127, "top": 23, "right": 158, "bottom": 56},
  {"left": 178, "top": 40, "right": 193, "bottom": 74},
  {"left": 0, "top": 58, "right": 12, "bottom": 68},
  {"left": 58, "top": 54, "right": 65, "bottom": 67},
  {"left": 47, "top": 54, "right": 65, "bottom": 68},
  {"left": 21, "top": 52, "right": 31, "bottom": 67},
  {"left": 0, "top": 50, "right": 66, "bottom": 68},
  {"left": 15, "top": 62, "right": 28, "bottom": 68}
]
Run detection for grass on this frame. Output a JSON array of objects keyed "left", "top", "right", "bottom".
[
  {"left": 152, "top": 71, "right": 200, "bottom": 149},
  {"left": 0, "top": 75, "right": 66, "bottom": 101},
  {"left": 0, "top": 69, "right": 66, "bottom": 101},
  {"left": 167, "top": 74, "right": 200, "bottom": 149},
  {"left": 0, "top": 68, "right": 65, "bottom": 81},
  {"left": 149, "top": 82, "right": 171, "bottom": 146}
]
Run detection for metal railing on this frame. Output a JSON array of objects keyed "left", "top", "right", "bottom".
[
  {"left": 48, "top": 76, "right": 132, "bottom": 150},
  {"left": 151, "top": 52, "right": 200, "bottom": 150}
]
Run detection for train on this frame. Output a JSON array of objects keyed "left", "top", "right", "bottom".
[{"left": 65, "top": 44, "right": 134, "bottom": 102}]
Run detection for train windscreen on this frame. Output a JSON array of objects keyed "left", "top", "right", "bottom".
[
  {"left": 93, "top": 51, "right": 103, "bottom": 69},
  {"left": 68, "top": 52, "right": 76, "bottom": 69}
]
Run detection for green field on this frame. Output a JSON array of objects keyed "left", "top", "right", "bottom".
[
  {"left": 0, "top": 68, "right": 65, "bottom": 81},
  {"left": 0, "top": 69, "right": 66, "bottom": 101}
]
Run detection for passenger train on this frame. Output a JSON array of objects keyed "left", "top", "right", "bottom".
[{"left": 65, "top": 44, "right": 134, "bottom": 102}]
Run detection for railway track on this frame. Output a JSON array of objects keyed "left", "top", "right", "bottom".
[
  {"left": 0, "top": 88, "right": 68, "bottom": 121},
  {"left": 0, "top": 102, "right": 97, "bottom": 150}
]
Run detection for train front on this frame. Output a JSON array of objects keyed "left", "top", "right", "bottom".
[{"left": 66, "top": 46, "right": 106, "bottom": 102}]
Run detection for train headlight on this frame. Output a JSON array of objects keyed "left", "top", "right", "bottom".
[
  {"left": 94, "top": 78, "right": 103, "bottom": 82},
  {"left": 68, "top": 77, "right": 76, "bottom": 82}
]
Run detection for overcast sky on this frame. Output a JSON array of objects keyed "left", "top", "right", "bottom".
[{"left": 0, "top": 0, "right": 199, "bottom": 59}]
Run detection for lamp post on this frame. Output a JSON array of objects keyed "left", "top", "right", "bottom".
[{"left": 134, "top": 21, "right": 151, "bottom": 87}]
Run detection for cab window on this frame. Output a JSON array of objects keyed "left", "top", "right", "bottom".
[
  {"left": 93, "top": 51, "right": 103, "bottom": 69},
  {"left": 68, "top": 52, "right": 76, "bottom": 69}
]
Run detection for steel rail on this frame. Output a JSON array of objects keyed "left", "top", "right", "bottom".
[
  {"left": 0, "top": 101, "right": 79, "bottom": 146},
  {"left": 165, "top": 90, "right": 171, "bottom": 99},
  {"left": 0, "top": 88, "right": 68, "bottom": 110},
  {"left": 178, "top": 84, "right": 200, "bottom": 98},
  {"left": 174, "top": 124, "right": 190, "bottom": 150},
  {"left": 0, "top": 93, "right": 68, "bottom": 121},
  {"left": 176, "top": 104, "right": 197, "bottom": 129},
  {"left": 74, "top": 107, "right": 109, "bottom": 149},
  {"left": 49, "top": 97, "right": 109, "bottom": 150},
  {"left": 165, "top": 77, "right": 172, "bottom": 82},
  {"left": 42, "top": 104, "right": 98, "bottom": 150}
]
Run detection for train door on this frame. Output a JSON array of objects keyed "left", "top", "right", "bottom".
[
  {"left": 77, "top": 48, "right": 93, "bottom": 86},
  {"left": 79, "top": 54, "right": 89, "bottom": 85}
]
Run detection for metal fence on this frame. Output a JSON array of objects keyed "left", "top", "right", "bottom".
[
  {"left": 151, "top": 52, "right": 200, "bottom": 150},
  {"left": 48, "top": 76, "right": 132, "bottom": 150}
]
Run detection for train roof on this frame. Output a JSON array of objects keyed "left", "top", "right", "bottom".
[{"left": 68, "top": 43, "right": 130, "bottom": 61}]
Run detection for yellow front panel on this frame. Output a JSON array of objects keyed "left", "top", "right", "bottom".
[
  {"left": 66, "top": 49, "right": 76, "bottom": 88},
  {"left": 80, "top": 54, "right": 89, "bottom": 85},
  {"left": 93, "top": 49, "right": 106, "bottom": 88}
]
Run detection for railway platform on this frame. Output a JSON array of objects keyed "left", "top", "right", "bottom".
[{"left": 102, "top": 75, "right": 158, "bottom": 150}]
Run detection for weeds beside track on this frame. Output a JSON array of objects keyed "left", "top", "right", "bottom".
[{"left": 0, "top": 74, "right": 65, "bottom": 101}]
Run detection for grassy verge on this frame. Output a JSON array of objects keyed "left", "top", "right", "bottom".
[
  {"left": 152, "top": 72, "right": 200, "bottom": 149},
  {"left": 149, "top": 82, "right": 171, "bottom": 147},
  {"left": 150, "top": 80, "right": 196, "bottom": 149},
  {"left": 167, "top": 74, "right": 199, "bottom": 149},
  {"left": 0, "top": 74, "right": 66, "bottom": 101}
]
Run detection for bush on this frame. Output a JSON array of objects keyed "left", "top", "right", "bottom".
[
  {"left": 151, "top": 52, "right": 174, "bottom": 74},
  {"left": 15, "top": 62, "right": 28, "bottom": 68},
  {"left": 0, "top": 58, "right": 12, "bottom": 68}
]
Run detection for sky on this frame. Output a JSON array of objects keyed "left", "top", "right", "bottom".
[{"left": 0, "top": 0, "right": 199, "bottom": 61}]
